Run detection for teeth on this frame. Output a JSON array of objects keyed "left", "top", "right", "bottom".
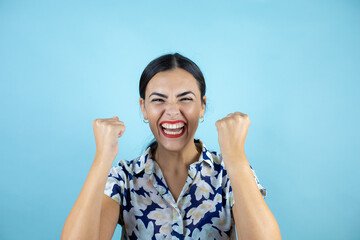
[
  {"left": 161, "top": 122, "right": 185, "bottom": 129},
  {"left": 163, "top": 128, "right": 184, "bottom": 135}
]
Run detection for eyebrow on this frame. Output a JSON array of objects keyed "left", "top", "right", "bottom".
[{"left": 149, "top": 91, "right": 196, "bottom": 98}]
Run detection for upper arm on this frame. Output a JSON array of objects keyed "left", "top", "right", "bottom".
[{"left": 99, "top": 194, "right": 120, "bottom": 240}]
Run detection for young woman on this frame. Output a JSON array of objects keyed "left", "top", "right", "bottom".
[{"left": 61, "top": 53, "right": 281, "bottom": 240}]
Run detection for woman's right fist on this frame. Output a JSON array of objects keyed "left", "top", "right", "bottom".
[{"left": 92, "top": 116, "right": 126, "bottom": 160}]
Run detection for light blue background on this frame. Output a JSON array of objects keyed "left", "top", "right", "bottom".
[{"left": 1, "top": 0, "right": 359, "bottom": 239}]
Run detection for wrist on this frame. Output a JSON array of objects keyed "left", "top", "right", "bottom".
[
  {"left": 221, "top": 153, "right": 249, "bottom": 171},
  {"left": 221, "top": 151, "right": 247, "bottom": 163},
  {"left": 94, "top": 151, "right": 116, "bottom": 165}
]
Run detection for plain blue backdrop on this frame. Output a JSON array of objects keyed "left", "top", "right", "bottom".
[{"left": 1, "top": 0, "right": 359, "bottom": 239}]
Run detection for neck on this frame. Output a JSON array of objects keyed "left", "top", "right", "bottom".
[{"left": 153, "top": 140, "right": 201, "bottom": 172}]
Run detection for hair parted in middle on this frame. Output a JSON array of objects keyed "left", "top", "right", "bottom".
[{"left": 139, "top": 53, "right": 206, "bottom": 105}]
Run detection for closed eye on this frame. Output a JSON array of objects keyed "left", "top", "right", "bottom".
[
  {"left": 180, "top": 97, "right": 193, "bottom": 101},
  {"left": 151, "top": 98, "right": 165, "bottom": 102}
]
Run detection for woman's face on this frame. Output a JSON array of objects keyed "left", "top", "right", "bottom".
[{"left": 140, "top": 68, "right": 206, "bottom": 152}]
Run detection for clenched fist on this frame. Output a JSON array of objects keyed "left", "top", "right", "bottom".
[
  {"left": 215, "top": 112, "right": 250, "bottom": 164},
  {"left": 92, "top": 116, "right": 126, "bottom": 161}
]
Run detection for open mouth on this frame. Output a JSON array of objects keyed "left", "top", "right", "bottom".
[{"left": 159, "top": 120, "right": 186, "bottom": 138}]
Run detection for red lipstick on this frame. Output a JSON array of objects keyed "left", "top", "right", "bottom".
[{"left": 159, "top": 120, "right": 186, "bottom": 138}]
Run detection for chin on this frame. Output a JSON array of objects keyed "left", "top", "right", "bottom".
[{"left": 157, "top": 138, "right": 189, "bottom": 152}]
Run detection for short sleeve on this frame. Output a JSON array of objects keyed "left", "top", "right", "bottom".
[
  {"left": 225, "top": 176, "right": 236, "bottom": 208},
  {"left": 104, "top": 164, "right": 126, "bottom": 206},
  {"left": 227, "top": 164, "right": 267, "bottom": 208},
  {"left": 250, "top": 165, "right": 267, "bottom": 199}
]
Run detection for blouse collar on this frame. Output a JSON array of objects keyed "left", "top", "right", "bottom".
[{"left": 133, "top": 139, "right": 215, "bottom": 176}]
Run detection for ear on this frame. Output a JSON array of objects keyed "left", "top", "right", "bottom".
[
  {"left": 139, "top": 98, "right": 148, "bottom": 120},
  {"left": 199, "top": 96, "right": 207, "bottom": 119}
]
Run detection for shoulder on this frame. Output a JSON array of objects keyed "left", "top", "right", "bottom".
[
  {"left": 110, "top": 147, "right": 151, "bottom": 178},
  {"left": 110, "top": 157, "right": 140, "bottom": 177},
  {"left": 202, "top": 143, "right": 254, "bottom": 174},
  {"left": 203, "top": 146, "right": 267, "bottom": 199},
  {"left": 203, "top": 147, "right": 228, "bottom": 172},
  {"left": 197, "top": 140, "right": 227, "bottom": 169},
  {"left": 117, "top": 157, "right": 139, "bottom": 173}
]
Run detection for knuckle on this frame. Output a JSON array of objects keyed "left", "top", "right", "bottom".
[
  {"left": 220, "top": 120, "right": 227, "bottom": 126},
  {"left": 215, "top": 120, "right": 222, "bottom": 127},
  {"left": 226, "top": 117, "right": 233, "bottom": 122}
]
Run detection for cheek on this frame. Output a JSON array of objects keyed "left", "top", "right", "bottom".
[
  {"left": 182, "top": 108, "right": 201, "bottom": 128},
  {"left": 146, "top": 107, "right": 163, "bottom": 133},
  {"left": 147, "top": 107, "right": 162, "bottom": 120},
  {"left": 183, "top": 105, "right": 202, "bottom": 119}
]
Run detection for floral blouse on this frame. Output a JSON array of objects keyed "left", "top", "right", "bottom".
[{"left": 104, "top": 139, "right": 266, "bottom": 240}]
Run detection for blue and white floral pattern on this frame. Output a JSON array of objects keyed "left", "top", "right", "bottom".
[{"left": 104, "top": 140, "right": 266, "bottom": 240}]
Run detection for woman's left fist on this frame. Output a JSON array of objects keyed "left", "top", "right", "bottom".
[{"left": 215, "top": 112, "right": 250, "bottom": 162}]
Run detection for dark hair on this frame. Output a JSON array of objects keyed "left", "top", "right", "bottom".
[{"left": 139, "top": 53, "right": 206, "bottom": 104}]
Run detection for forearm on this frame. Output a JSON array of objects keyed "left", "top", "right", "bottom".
[
  {"left": 61, "top": 153, "right": 114, "bottom": 240},
  {"left": 224, "top": 155, "right": 281, "bottom": 240}
]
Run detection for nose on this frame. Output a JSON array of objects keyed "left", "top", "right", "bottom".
[{"left": 165, "top": 102, "right": 180, "bottom": 118}]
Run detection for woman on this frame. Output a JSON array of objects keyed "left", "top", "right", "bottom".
[{"left": 61, "top": 53, "right": 281, "bottom": 240}]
